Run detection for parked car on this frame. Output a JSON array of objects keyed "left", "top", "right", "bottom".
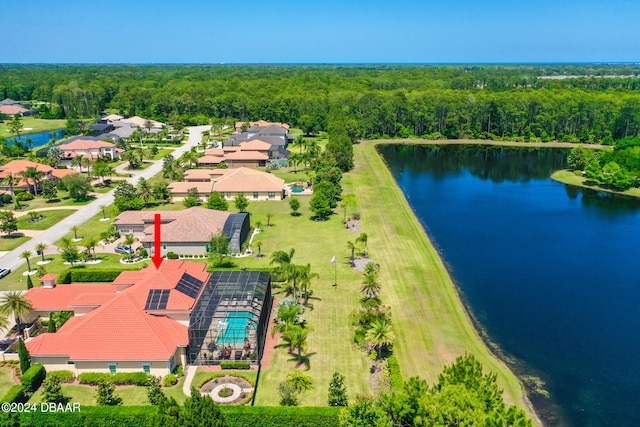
[
  {"left": 0, "top": 268, "right": 11, "bottom": 279},
  {"left": 114, "top": 246, "right": 134, "bottom": 255}
]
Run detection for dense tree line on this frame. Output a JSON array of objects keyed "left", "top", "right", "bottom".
[{"left": 2, "top": 64, "right": 640, "bottom": 143}]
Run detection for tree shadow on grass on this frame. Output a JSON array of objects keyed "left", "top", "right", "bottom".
[{"left": 288, "top": 352, "right": 316, "bottom": 371}]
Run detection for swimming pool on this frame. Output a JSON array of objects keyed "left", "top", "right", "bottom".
[
  {"left": 291, "top": 186, "right": 304, "bottom": 193},
  {"left": 216, "top": 312, "right": 254, "bottom": 345}
]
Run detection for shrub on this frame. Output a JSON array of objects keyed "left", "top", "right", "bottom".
[
  {"left": 220, "top": 362, "right": 250, "bottom": 370},
  {"left": 55, "top": 271, "right": 72, "bottom": 284},
  {"left": 21, "top": 364, "right": 46, "bottom": 393},
  {"left": 70, "top": 270, "right": 123, "bottom": 282},
  {"left": 2, "top": 194, "right": 12, "bottom": 204},
  {"left": 166, "top": 251, "right": 179, "bottom": 260},
  {"left": 387, "top": 355, "right": 403, "bottom": 390},
  {"left": 162, "top": 373, "right": 178, "bottom": 387},
  {"left": 1, "top": 385, "right": 28, "bottom": 403},
  {"left": 15, "top": 192, "right": 34, "bottom": 201},
  {"left": 78, "top": 372, "right": 150, "bottom": 386},
  {"left": 47, "top": 370, "right": 75, "bottom": 384}
]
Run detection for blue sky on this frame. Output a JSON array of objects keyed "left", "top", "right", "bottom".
[{"left": 1, "top": 0, "right": 639, "bottom": 63}]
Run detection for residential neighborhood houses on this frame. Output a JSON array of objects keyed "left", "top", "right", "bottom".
[
  {"left": 0, "top": 159, "right": 78, "bottom": 194},
  {"left": 0, "top": 121, "right": 299, "bottom": 381}
]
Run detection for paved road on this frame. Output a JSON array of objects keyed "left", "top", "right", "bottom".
[{"left": 0, "top": 125, "right": 210, "bottom": 274}]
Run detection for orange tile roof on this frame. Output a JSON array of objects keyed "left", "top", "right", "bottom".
[
  {"left": 0, "top": 105, "right": 28, "bottom": 115},
  {"left": 168, "top": 181, "right": 214, "bottom": 194},
  {"left": 135, "top": 208, "right": 232, "bottom": 244},
  {"left": 222, "top": 146, "right": 240, "bottom": 152},
  {"left": 204, "top": 148, "right": 224, "bottom": 157},
  {"left": 51, "top": 169, "right": 78, "bottom": 179},
  {"left": 225, "top": 150, "right": 269, "bottom": 161},
  {"left": 25, "top": 284, "right": 117, "bottom": 311},
  {"left": 212, "top": 167, "right": 285, "bottom": 193},
  {"left": 239, "top": 140, "right": 271, "bottom": 151},
  {"left": 59, "top": 139, "right": 116, "bottom": 151},
  {"left": 197, "top": 156, "right": 224, "bottom": 165},
  {"left": 0, "top": 160, "right": 53, "bottom": 178},
  {"left": 184, "top": 169, "right": 215, "bottom": 181},
  {"left": 26, "top": 260, "right": 210, "bottom": 361}
]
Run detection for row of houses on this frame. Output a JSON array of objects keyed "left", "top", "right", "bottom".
[
  {"left": 0, "top": 99, "right": 37, "bottom": 117},
  {"left": 0, "top": 160, "right": 78, "bottom": 194}
]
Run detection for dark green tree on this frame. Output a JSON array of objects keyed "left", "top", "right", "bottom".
[
  {"left": 41, "top": 179, "right": 58, "bottom": 201},
  {"left": 328, "top": 371, "right": 349, "bottom": 406},
  {"left": 183, "top": 187, "right": 201, "bottom": 208},
  {"left": 26, "top": 275, "right": 33, "bottom": 290},
  {"left": 16, "top": 337, "right": 30, "bottom": 373},
  {"left": 234, "top": 193, "right": 249, "bottom": 212},
  {"left": 0, "top": 211, "right": 18, "bottom": 236},
  {"left": 62, "top": 174, "right": 91, "bottom": 201},
  {"left": 47, "top": 315, "right": 57, "bottom": 333},
  {"left": 41, "top": 377, "right": 69, "bottom": 404},
  {"left": 206, "top": 192, "right": 228, "bottom": 211},
  {"left": 278, "top": 381, "right": 300, "bottom": 406},
  {"left": 289, "top": 197, "right": 300, "bottom": 215},
  {"left": 180, "top": 388, "right": 227, "bottom": 427},
  {"left": 96, "top": 381, "right": 122, "bottom": 406},
  {"left": 309, "top": 190, "right": 332, "bottom": 220},
  {"left": 147, "top": 376, "right": 166, "bottom": 406}
]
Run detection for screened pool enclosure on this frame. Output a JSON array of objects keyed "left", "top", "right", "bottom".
[{"left": 188, "top": 271, "right": 272, "bottom": 365}]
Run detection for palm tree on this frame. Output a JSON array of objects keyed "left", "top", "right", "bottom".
[
  {"left": 71, "top": 155, "right": 84, "bottom": 173},
  {"left": 361, "top": 263, "right": 381, "bottom": 299},
  {"left": 81, "top": 156, "right": 94, "bottom": 180},
  {"left": 137, "top": 178, "right": 153, "bottom": 206},
  {"left": 0, "top": 291, "right": 33, "bottom": 336},
  {"left": 298, "top": 263, "right": 319, "bottom": 304},
  {"left": 346, "top": 241, "right": 357, "bottom": 261},
  {"left": 35, "top": 242, "right": 48, "bottom": 263},
  {"left": 19, "top": 167, "right": 43, "bottom": 196},
  {"left": 123, "top": 234, "right": 137, "bottom": 247},
  {"left": 356, "top": 233, "right": 368, "bottom": 256},
  {"left": 366, "top": 318, "right": 395, "bottom": 357},
  {"left": 270, "top": 248, "right": 295, "bottom": 266},
  {"left": 99, "top": 204, "right": 108, "bottom": 219},
  {"left": 71, "top": 225, "right": 80, "bottom": 240},
  {"left": 84, "top": 238, "right": 98, "bottom": 261},
  {"left": 3, "top": 173, "right": 17, "bottom": 209},
  {"left": 290, "top": 325, "right": 311, "bottom": 365},
  {"left": 21, "top": 250, "right": 33, "bottom": 272},
  {"left": 59, "top": 236, "right": 72, "bottom": 249},
  {"left": 254, "top": 240, "right": 263, "bottom": 258},
  {"left": 266, "top": 213, "right": 273, "bottom": 227}
]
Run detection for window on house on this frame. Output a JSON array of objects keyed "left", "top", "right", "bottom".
[
  {"left": 108, "top": 364, "right": 117, "bottom": 374},
  {"left": 226, "top": 192, "right": 232, "bottom": 198},
  {"left": 142, "top": 363, "right": 151, "bottom": 375},
  {"left": 66, "top": 360, "right": 75, "bottom": 365},
  {"left": 268, "top": 192, "right": 275, "bottom": 199},
  {"left": 162, "top": 244, "right": 167, "bottom": 250},
  {"left": 253, "top": 192, "right": 259, "bottom": 199}
]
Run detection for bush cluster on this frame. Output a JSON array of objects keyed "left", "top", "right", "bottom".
[
  {"left": 220, "top": 362, "right": 251, "bottom": 370},
  {"left": 47, "top": 370, "right": 75, "bottom": 383},
  {"left": 387, "top": 355, "right": 403, "bottom": 390},
  {"left": 78, "top": 372, "right": 150, "bottom": 386},
  {"left": 55, "top": 271, "right": 72, "bottom": 284},
  {"left": 162, "top": 373, "right": 178, "bottom": 387},
  {"left": 1, "top": 385, "right": 28, "bottom": 403},
  {"left": 166, "top": 252, "right": 179, "bottom": 259}
]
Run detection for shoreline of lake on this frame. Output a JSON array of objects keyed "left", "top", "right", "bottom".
[
  {"left": 551, "top": 169, "right": 640, "bottom": 198},
  {"left": 349, "top": 141, "right": 542, "bottom": 425}
]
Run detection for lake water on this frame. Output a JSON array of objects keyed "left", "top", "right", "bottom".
[
  {"left": 4, "top": 129, "right": 64, "bottom": 148},
  {"left": 379, "top": 144, "right": 640, "bottom": 427}
]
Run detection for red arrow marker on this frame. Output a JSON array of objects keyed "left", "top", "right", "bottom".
[{"left": 151, "top": 213, "right": 164, "bottom": 269}]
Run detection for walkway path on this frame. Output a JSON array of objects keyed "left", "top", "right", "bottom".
[
  {"left": 0, "top": 126, "right": 210, "bottom": 274},
  {"left": 183, "top": 365, "right": 198, "bottom": 396}
]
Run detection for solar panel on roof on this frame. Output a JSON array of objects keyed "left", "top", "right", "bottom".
[
  {"left": 176, "top": 273, "right": 204, "bottom": 298},
  {"left": 144, "top": 289, "right": 170, "bottom": 310}
]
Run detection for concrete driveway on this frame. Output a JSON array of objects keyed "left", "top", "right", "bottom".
[{"left": 0, "top": 125, "right": 210, "bottom": 276}]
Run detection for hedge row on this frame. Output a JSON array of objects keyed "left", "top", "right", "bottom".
[
  {"left": 70, "top": 270, "right": 124, "bottom": 282},
  {"left": 1, "top": 385, "right": 28, "bottom": 404},
  {"left": 195, "top": 371, "right": 257, "bottom": 388},
  {"left": 55, "top": 271, "right": 72, "bottom": 284},
  {"left": 78, "top": 372, "right": 150, "bottom": 386},
  {"left": 220, "top": 361, "right": 251, "bottom": 370},
  {"left": 15, "top": 405, "right": 341, "bottom": 427},
  {"left": 21, "top": 364, "right": 46, "bottom": 393}
]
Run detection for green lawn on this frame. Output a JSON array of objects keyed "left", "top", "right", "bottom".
[
  {"left": 0, "top": 118, "right": 66, "bottom": 137},
  {"left": 346, "top": 141, "right": 531, "bottom": 414},
  {"left": 205, "top": 198, "right": 372, "bottom": 406},
  {"left": 0, "top": 368, "right": 17, "bottom": 399},
  {"left": 17, "top": 209, "right": 76, "bottom": 230},
  {"left": 164, "top": 377, "right": 187, "bottom": 405},
  {"left": 55, "top": 212, "right": 115, "bottom": 247},
  {"left": 268, "top": 167, "right": 312, "bottom": 184},
  {"left": 152, "top": 149, "right": 174, "bottom": 160},
  {"left": 0, "top": 234, "right": 30, "bottom": 252},
  {"left": 551, "top": 169, "right": 640, "bottom": 198},
  {"left": 29, "top": 384, "right": 96, "bottom": 406},
  {"left": 13, "top": 192, "right": 95, "bottom": 211},
  {"left": 192, "top": 369, "right": 258, "bottom": 390}
]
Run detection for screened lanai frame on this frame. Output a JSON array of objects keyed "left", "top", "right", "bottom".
[{"left": 188, "top": 270, "right": 271, "bottom": 365}]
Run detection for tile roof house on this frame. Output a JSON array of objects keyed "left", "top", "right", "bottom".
[
  {"left": 58, "top": 137, "right": 120, "bottom": 160},
  {"left": 226, "top": 122, "right": 294, "bottom": 159},
  {"left": 24, "top": 260, "right": 273, "bottom": 376},
  {"left": 198, "top": 139, "right": 271, "bottom": 168},
  {"left": 114, "top": 207, "right": 250, "bottom": 255},
  {"left": 0, "top": 105, "right": 30, "bottom": 116},
  {"left": 171, "top": 167, "right": 286, "bottom": 202},
  {"left": 0, "top": 160, "right": 78, "bottom": 193}
]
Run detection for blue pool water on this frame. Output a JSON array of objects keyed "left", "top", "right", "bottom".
[
  {"left": 216, "top": 312, "right": 253, "bottom": 345},
  {"left": 5, "top": 129, "right": 64, "bottom": 148},
  {"left": 291, "top": 186, "right": 304, "bottom": 193}
]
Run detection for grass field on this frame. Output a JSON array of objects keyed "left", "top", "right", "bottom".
[
  {"left": 551, "top": 169, "right": 640, "bottom": 198},
  {"left": 12, "top": 192, "right": 95, "bottom": 211},
  {"left": 0, "top": 234, "right": 30, "bottom": 252},
  {"left": 28, "top": 384, "right": 151, "bottom": 406},
  {"left": 0, "top": 118, "right": 66, "bottom": 138},
  {"left": 16, "top": 209, "right": 76, "bottom": 230},
  {"left": 0, "top": 368, "right": 17, "bottom": 399},
  {"left": 190, "top": 197, "right": 372, "bottom": 406},
  {"left": 347, "top": 141, "right": 532, "bottom": 414}
]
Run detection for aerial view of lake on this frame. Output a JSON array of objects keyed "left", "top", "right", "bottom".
[
  {"left": 380, "top": 144, "right": 640, "bottom": 427},
  {"left": 4, "top": 129, "right": 64, "bottom": 148}
]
